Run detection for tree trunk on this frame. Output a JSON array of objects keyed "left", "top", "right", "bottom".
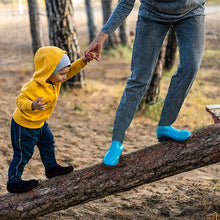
[
  {"left": 27, "top": 0, "right": 44, "bottom": 54},
  {"left": 101, "top": 0, "right": 119, "bottom": 49},
  {"left": 164, "top": 26, "right": 177, "bottom": 70},
  {"left": 119, "top": 21, "right": 131, "bottom": 46},
  {"left": 45, "top": 0, "right": 85, "bottom": 88},
  {"left": 139, "top": 42, "right": 166, "bottom": 108},
  {"left": 85, "top": 0, "right": 97, "bottom": 43},
  {"left": 118, "top": 0, "right": 130, "bottom": 46},
  {"left": 0, "top": 124, "right": 219, "bottom": 219}
]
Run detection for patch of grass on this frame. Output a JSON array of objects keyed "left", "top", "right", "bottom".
[
  {"left": 161, "top": 67, "right": 219, "bottom": 129},
  {"left": 102, "top": 44, "right": 133, "bottom": 60},
  {"left": 162, "top": 66, "right": 177, "bottom": 78},
  {"left": 137, "top": 97, "right": 165, "bottom": 122},
  {"left": 206, "top": 0, "right": 220, "bottom": 5},
  {"left": 202, "top": 49, "right": 220, "bottom": 68},
  {"left": 204, "top": 50, "right": 220, "bottom": 57}
]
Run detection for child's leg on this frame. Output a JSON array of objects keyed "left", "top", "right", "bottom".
[
  {"left": 36, "top": 122, "right": 57, "bottom": 169},
  {"left": 158, "top": 15, "right": 205, "bottom": 126},
  {"left": 37, "top": 122, "right": 73, "bottom": 178},
  {"left": 8, "top": 119, "right": 38, "bottom": 183},
  {"left": 7, "top": 118, "right": 39, "bottom": 193}
]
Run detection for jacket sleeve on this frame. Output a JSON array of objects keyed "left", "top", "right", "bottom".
[
  {"left": 16, "top": 92, "right": 33, "bottom": 112},
  {"left": 65, "top": 58, "right": 86, "bottom": 81},
  {"left": 101, "top": 0, "right": 136, "bottom": 35},
  {"left": 16, "top": 81, "right": 39, "bottom": 112}
]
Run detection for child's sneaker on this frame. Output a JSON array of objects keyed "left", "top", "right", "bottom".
[
  {"left": 46, "top": 165, "right": 73, "bottom": 178},
  {"left": 7, "top": 179, "right": 38, "bottom": 193}
]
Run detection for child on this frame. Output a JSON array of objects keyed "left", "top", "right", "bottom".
[{"left": 7, "top": 46, "right": 94, "bottom": 193}]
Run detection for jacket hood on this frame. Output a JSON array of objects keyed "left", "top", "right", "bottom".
[{"left": 33, "top": 46, "right": 67, "bottom": 84}]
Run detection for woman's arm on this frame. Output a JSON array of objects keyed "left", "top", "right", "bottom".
[
  {"left": 101, "top": 0, "right": 136, "bottom": 35},
  {"left": 85, "top": 0, "right": 136, "bottom": 60}
]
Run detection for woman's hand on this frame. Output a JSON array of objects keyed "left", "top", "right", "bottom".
[
  {"left": 82, "top": 52, "right": 96, "bottom": 64},
  {"left": 85, "top": 40, "right": 103, "bottom": 61},
  {"left": 84, "top": 31, "right": 109, "bottom": 61}
]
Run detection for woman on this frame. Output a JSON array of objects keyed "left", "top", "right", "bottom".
[{"left": 85, "top": 0, "right": 206, "bottom": 166}]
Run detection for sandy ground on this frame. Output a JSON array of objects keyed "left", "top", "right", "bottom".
[{"left": 0, "top": 2, "right": 220, "bottom": 220}]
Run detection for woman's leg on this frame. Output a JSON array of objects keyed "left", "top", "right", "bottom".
[
  {"left": 112, "top": 18, "right": 170, "bottom": 143},
  {"left": 103, "top": 18, "right": 170, "bottom": 166},
  {"left": 158, "top": 15, "right": 205, "bottom": 126}
]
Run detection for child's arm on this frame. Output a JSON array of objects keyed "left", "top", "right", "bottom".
[
  {"left": 16, "top": 94, "right": 47, "bottom": 111},
  {"left": 64, "top": 58, "right": 86, "bottom": 82},
  {"left": 16, "top": 82, "right": 47, "bottom": 112},
  {"left": 16, "top": 93, "right": 33, "bottom": 112},
  {"left": 65, "top": 53, "right": 95, "bottom": 81}
]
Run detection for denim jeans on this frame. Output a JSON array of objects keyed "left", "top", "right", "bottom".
[
  {"left": 112, "top": 15, "right": 205, "bottom": 143},
  {"left": 8, "top": 118, "right": 58, "bottom": 183}
]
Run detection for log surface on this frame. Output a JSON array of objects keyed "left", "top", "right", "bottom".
[{"left": 0, "top": 124, "right": 219, "bottom": 219}]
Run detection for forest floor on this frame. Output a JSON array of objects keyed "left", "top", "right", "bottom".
[{"left": 0, "top": 2, "right": 220, "bottom": 220}]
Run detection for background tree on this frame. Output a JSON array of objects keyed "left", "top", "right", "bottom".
[
  {"left": 118, "top": 0, "right": 130, "bottom": 46},
  {"left": 164, "top": 26, "right": 177, "bottom": 70},
  {"left": 139, "top": 27, "right": 177, "bottom": 108},
  {"left": 139, "top": 42, "right": 166, "bottom": 108},
  {"left": 101, "top": 0, "right": 119, "bottom": 49},
  {"left": 85, "top": 0, "right": 97, "bottom": 43},
  {"left": 27, "top": 0, "right": 44, "bottom": 54},
  {"left": 118, "top": 21, "right": 131, "bottom": 46},
  {"left": 45, "top": 0, "right": 85, "bottom": 88}
]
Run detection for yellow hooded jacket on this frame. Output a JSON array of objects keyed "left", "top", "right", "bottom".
[{"left": 13, "top": 46, "right": 86, "bottom": 129}]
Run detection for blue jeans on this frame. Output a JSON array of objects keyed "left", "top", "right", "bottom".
[
  {"left": 112, "top": 15, "right": 205, "bottom": 143},
  {"left": 8, "top": 118, "right": 58, "bottom": 183}
]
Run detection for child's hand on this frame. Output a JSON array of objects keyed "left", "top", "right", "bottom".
[
  {"left": 32, "top": 97, "right": 47, "bottom": 110},
  {"left": 83, "top": 52, "right": 96, "bottom": 64}
]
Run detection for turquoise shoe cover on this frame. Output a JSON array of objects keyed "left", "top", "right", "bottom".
[
  {"left": 103, "top": 141, "right": 124, "bottom": 166},
  {"left": 156, "top": 126, "right": 191, "bottom": 142}
]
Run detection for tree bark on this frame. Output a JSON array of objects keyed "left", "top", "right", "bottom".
[
  {"left": 164, "top": 26, "right": 177, "bottom": 70},
  {"left": 85, "top": 0, "right": 97, "bottom": 43},
  {"left": 119, "top": 21, "right": 131, "bottom": 46},
  {"left": 101, "top": 0, "right": 119, "bottom": 49},
  {"left": 118, "top": 0, "right": 130, "bottom": 46},
  {"left": 139, "top": 42, "right": 166, "bottom": 108},
  {"left": 45, "top": 0, "right": 85, "bottom": 88},
  {"left": 0, "top": 124, "right": 219, "bottom": 219},
  {"left": 27, "top": 0, "right": 44, "bottom": 54}
]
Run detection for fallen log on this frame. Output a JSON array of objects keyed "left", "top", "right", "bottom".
[
  {"left": 206, "top": 104, "right": 220, "bottom": 124},
  {"left": 0, "top": 124, "right": 219, "bottom": 219}
]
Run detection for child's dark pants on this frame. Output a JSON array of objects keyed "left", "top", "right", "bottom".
[{"left": 8, "top": 118, "right": 58, "bottom": 183}]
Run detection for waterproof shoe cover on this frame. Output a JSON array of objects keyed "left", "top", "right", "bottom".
[
  {"left": 103, "top": 141, "right": 124, "bottom": 166},
  {"left": 46, "top": 165, "right": 73, "bottom": 178},
  {"left": 156, "top": 126, "right": 191, "bottom": 142},
  {"left": 7, "top": 179, "right": 38, "bottom": 193}
]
